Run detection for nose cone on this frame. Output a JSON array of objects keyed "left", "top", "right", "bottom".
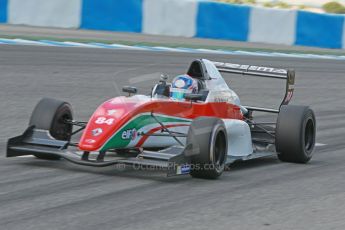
[{"left": 78, "top": 96, "right": 150, "bottom": 151}]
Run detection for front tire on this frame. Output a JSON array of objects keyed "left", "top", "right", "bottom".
[
  {"left": 29, "top": 98, "right": 73, "bottom": 160},
  {"left": 275, "top": 105, "right": 316, "bottom": 163},
  {"left": 186, "top": 117, "right": 228, "bottom": 179}
]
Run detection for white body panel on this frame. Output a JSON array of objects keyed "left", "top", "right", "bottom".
[
  {"left": 135, "top": 118, "right": 253, "bottom": 158},
  {"left": 202, "top": 59, "right": 241, "bottom": 106},
  {"left": 146, "top": 60, "right": 254, "bottom": 156},
  {"left": 223, "top": 119, "right": 253, "bottom": 157}
]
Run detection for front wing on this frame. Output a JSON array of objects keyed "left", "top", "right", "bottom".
[{"left": 7, "top": 127, "right": 192, "bottom": 177}]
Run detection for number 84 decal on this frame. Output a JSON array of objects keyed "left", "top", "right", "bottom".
[{"left": 95, "top": 117, "right": 114, "bottom": 125}]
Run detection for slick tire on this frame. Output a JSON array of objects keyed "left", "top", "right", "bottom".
[
  {"left": 275, "top": 105, "right": 316, "bottom": 163},
  {"left": 29, "top": 98, "right": 73, "bottom": 160},
  {"left": 186, "top": 117, "right": 227, "bottom": 179}
]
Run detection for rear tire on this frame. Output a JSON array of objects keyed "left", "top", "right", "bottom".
[
  {"left": 29, "top": 98, "right": 73, "bottom": 160},
  {"left": 275, "top": 105, "right": 316, "bottom": 163},
  {"left": 186, "top": 117, "right": 228, "bottom": 179}
]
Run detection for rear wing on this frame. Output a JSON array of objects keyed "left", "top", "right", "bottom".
[{"left": 213, "top": 61, "right": 295, "bottom": 113}]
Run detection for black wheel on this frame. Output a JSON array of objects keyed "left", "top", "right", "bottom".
[
  {"left": 29, "top": 98, "right": 73, "bottom": 160},
  {"left": 186, "top": 117, "right": 227, "bottom": 179},
  {"left": 275, "top": 105, "right": 316, "bottom": 163}
]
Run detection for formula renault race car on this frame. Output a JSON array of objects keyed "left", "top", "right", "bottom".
[{"left": 7, "top": 59, "right": 316, "bottom": 179}]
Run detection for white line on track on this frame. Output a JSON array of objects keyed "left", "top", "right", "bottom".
[{"left": 1, "top": 38, "right": 345, "bottom": 61}]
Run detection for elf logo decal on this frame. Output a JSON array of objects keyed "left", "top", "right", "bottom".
[{"left": 122, "top": 129, "right": 137, "bottom": 140}]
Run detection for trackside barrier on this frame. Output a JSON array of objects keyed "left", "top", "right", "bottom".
[{"left": 0, "top": 0, "right": 344, "bottom": 49}]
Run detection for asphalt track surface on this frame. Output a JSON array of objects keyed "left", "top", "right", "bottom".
[{"left": 0, "top": 45, "right": 344, "bottom": 230}]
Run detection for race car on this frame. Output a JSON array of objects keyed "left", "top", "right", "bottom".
[{"left": 7, "top": 59, "right": 316, "bottom": 179}]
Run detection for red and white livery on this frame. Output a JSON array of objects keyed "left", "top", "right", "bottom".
[{"left": 7, "top": 59, "right": 316, "bottom": 179}]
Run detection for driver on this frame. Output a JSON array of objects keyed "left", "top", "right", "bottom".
[{"left": 170, "top": 74, "right": 198, "bottom": 101}]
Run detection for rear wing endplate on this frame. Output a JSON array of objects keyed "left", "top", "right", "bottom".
[{"left": 213, "top": 61, "right": 295, "bottom": 113}]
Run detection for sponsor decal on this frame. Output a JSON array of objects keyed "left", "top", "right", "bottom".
[
  {"left": 214, "top": 97, "right": 230, "bottom": 103},
  {"left": 248, "top": 66, "right": 287, "bottom": 74},
  {"left": 101, "top": 114, "right": 191, "bottom": 151},
  {"left": 107, "top": 109, "right": 117, "bottom": 116},
  {"left": 85, "top": 139, "right": 96, "bottom": 144},
  {"left": 214, "top": 62, "right": 287, "bottom": 74},
  {"left": 92, "top": 128, "right": 103, "bottom": 137},
  {"left": 181, "top": 165, "right": 191, "bottom": 174},
  {"left": 176, "top": 164, "right": 191, "bottom": 175},
  {"left": 121, "top": 128, "right": 137, "bottom": 140}
]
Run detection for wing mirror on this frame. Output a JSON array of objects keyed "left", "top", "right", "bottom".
[
  {"left": 160, "top": 74, "right": 169, "bottom": 82},
  {"left": 122, "top": 86, "right": 137, "bottom": 96},
  {"left": 184, "top": 93, "right": 203, "bottom": 101}
]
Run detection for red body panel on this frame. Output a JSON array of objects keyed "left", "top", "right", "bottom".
[{"left": 79, "top": 96, "right": 243, "bottom": 151}]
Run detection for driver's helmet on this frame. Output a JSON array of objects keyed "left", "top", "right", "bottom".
[{"left": 170, "top": 74, "right": 198, "bottom": 100}]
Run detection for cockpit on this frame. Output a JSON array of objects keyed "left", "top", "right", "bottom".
[{"left": 152, "top": 59, "right": 209, "bottom": 100}]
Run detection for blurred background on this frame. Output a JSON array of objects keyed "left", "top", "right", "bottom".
[
  {"left": 0, "top": 0, "right": 344, "bottom": 49},
  {"left": 218, "top": 0, "right": 345, "bottom": 13}
]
